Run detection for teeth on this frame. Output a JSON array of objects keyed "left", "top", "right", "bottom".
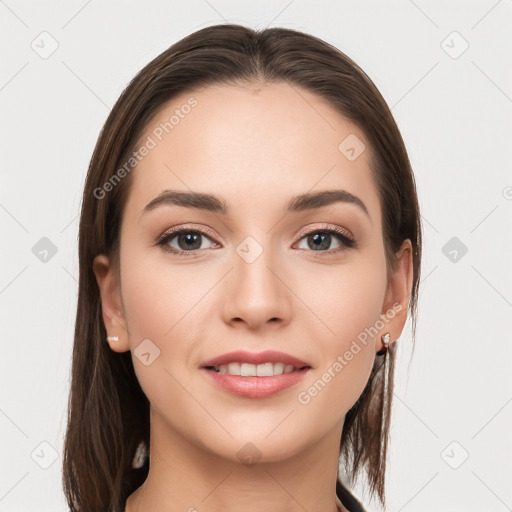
[
  {"left": 212, "top": 362, "right": 303, "bottom": 376},
  {"left": 241, "top": 363, "right": 256, "bottom": 376}
]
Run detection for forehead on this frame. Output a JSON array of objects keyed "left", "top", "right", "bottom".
[{"left": 124, "top": 81, "right": 380, "bottom": 224}]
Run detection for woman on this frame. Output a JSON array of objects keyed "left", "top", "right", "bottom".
[{"left": 63, "top": 23, "right": 421, "bottom": 512}]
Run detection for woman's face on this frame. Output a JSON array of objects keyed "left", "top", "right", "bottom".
[{"left": 95, "top": 81, "right": 411, "bottom": 464}]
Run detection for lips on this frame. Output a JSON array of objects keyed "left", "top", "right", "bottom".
[
  {"left": 200, "top": 350, "right": 311, "bottom": 369},
  {"left": 199, "top": 350, "right": 312, "bottom": 398}
]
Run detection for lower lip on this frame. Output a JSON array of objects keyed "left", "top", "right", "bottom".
[{"left": 201, "top": 367, "right": 310, "bottom": 398}]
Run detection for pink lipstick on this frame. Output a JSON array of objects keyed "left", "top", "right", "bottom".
[{"left": 200, "top": 350, "right": 312, "bottom": 398}]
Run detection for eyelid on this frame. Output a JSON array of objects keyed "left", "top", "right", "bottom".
[
  {"left": 294, "top": 223, "right": 355, "bottom": 244},
  {"left": 156, "top": 224, "right": 219, "bottom": 244}
]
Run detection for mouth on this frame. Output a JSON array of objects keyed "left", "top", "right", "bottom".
[
  {"left": 200, "top": 349, "right": 312, "bottom": 371},
  {"left": 201, "top": 366, "right": 311, "bottom": 398},
  {"left": 204, "top": 362, "right": 310, "bottom": 376},
  {"left": 199, "top": 350, "right": 312, "bottom": 398},
  {"left": 201, "top": 363, "right": 312, "bottom": 399}
]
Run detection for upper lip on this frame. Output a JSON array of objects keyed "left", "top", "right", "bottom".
[{"left": 200, "top": 350, "right": 311, "bottom": 369}]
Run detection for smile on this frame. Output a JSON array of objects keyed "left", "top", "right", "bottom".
[
  {"left": 201, "top": 366, "right": 312, "bottom": 398},
  {"left": 206, "top": 362, "right": 307, "bottom": 376}
]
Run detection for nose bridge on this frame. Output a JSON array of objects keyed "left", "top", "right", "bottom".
[{"left": 223, "top": 233, "right": 291, "bottom": 328}]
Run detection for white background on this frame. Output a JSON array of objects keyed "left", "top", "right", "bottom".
[{"left": 1, "top": 1, "right": 511, "bottom": 511}]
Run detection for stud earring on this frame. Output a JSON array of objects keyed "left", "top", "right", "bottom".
[
  {"left": 376, "top": 332, "right": 390, "bottom": 355},
  {"left": 106, "top": 336, "right": 119, "bottom": 343}
]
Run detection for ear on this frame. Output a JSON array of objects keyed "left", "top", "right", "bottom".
[
  {"left": 92, "top": 254, "right": 130, "bottom": 353},
  {"left": 378, "top": 239, "right": 414, "bottom": 352}
]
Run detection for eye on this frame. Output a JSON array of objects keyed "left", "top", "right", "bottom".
[
  {"left": 156, "top": 227, "right": 218, "bottom": 256},
  {"left": 294, "top": 225, "right": 356, "bottom": 254},
  {"left": 155, "top": 224, "right": 356, "bottom": 257}
]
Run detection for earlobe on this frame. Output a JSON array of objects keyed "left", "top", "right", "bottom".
[
  {"left": 378, "top": 239, "right": 414, "bottom": 352},
  {"left": 92, "top": 254, "right": 130, "bottom": 353}
]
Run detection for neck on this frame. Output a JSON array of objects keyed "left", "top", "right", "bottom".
[{"left": 125, "top": 408, "right": 348, "bottom": 512}]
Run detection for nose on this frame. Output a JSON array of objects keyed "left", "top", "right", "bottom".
[{"left": 222, "top": 243, "right": 292, "bottom": 331}]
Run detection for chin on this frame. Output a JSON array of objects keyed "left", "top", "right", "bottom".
[{"left": 198, "top": 428, "right": 315, "bottom": 466}]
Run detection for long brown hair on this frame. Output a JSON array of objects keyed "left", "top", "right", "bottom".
[{"left": 63, "top": 23, "right": 422, "bottom": 511}]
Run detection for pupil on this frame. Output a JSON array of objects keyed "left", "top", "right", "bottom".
[
  {"left": 179, "top": 232, "right": 201, "bottom": 250},
  {"left": 310, "top": 233, "right": 330, "bottom": 250}
]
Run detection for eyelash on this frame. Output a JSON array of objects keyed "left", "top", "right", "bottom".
[{"left": 155, "top": 224, "right": 357, "bottom": 257}]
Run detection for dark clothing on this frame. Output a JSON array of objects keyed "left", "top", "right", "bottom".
[{"left": 337, "top": 479, "right": 367, "bottom": 512}]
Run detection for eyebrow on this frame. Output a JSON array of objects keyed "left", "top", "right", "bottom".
[{"left": 142, "top": 188, "right": 370, "bottom": 219}]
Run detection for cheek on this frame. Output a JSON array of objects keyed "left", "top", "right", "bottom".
[
  {"left": 120, "top": 245, "right": 208, "bottom": 339},
  {"left": 293, "top": 249, "right": 387, "bottom": 342},
  {"left": 118, "top": 247, "right": 213, "bottom": 389},
  {"left": 291, "top": 254, "right": 387, "bottom": 409}
]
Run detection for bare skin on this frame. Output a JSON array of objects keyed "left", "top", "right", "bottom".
[{"left": 93, "top": 81, "right": 413, "bottom": 512}]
